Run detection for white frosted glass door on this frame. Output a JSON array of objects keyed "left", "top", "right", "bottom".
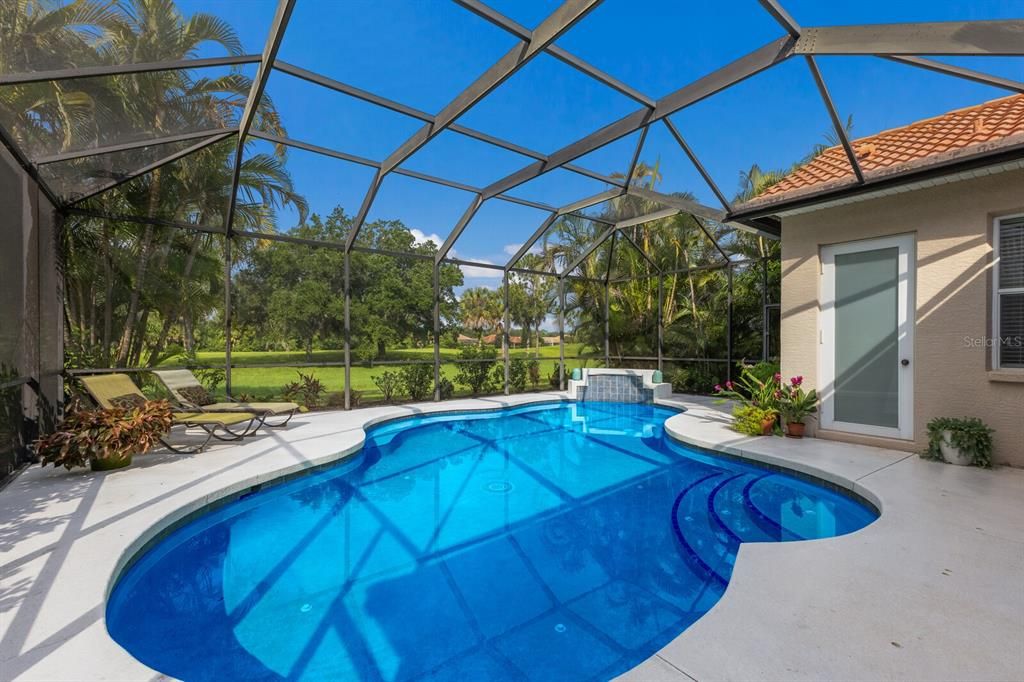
[{"left": 820, "top": 235, "right": 915, "bottom": 440}]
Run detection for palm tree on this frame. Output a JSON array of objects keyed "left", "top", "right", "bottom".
[
  {"left": 804, "top": 114, "right": 855, "bottom": 162},
  {"left": 141, "top": 139, "right": 307, "bottom": 365},
  {"left": 26, "top": 0, "right": 306, "bottom": 367},
  {"left": 459, "top": 288, "right": 498, "bottom": 344},
  {"left": 0, "top": 0, "right": 124, "bottom": 156},
  {"left": 736, "top": 163, "right": 787, "bottom": 203}
]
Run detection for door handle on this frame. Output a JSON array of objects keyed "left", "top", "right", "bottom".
[{"left": 901, "top": 359, "right": 910, "bottom": 367}]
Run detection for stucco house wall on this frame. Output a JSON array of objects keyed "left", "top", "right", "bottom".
[{"left": 780, "top": 168, "right": 1024, "bottom": 467}]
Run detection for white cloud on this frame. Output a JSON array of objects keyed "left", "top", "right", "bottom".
[
  {"left": 410, "top": 228, "right": 444, "bottom": 247},
  {"left": 460, "top": 258, "right": 503, "bottom": 279},
  {"left": 459, "top": 281, "right": 498, "bottom": 291},
  {"left": 502, "top": 242, "right": 541, "bottom": 256}
]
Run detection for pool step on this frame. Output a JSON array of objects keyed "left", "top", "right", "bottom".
[
  {"left": 671, "top": 474, "right": 738, "bottom": 584},
  {"left": 710, "top": 473, "right": 778, "bottom": 544},
  {"left": 672, "top": 472, "right": 796, "bottom": 585}
]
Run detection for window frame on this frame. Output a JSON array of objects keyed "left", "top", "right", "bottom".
[{"left": 992, "top": 212, "right": 1024, "bottom": 371}]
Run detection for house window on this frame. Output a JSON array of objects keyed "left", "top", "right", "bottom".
[{"left": 995, "top": 215, "right": 1024, "bottom": 369}]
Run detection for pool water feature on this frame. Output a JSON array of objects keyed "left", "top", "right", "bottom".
[{"left": 106, "top": 401, "right": 877, "bottom": 681}]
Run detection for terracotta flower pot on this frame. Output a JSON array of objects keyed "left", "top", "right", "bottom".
[
  {"left": 786, "top": 422, "right": 806, "bottom": 439},
  {"left": 760, "top": 415, "right": 777, "bottom": 436},
  {"left": 90, "top": 452, "right": 133, "bottom": 471}
]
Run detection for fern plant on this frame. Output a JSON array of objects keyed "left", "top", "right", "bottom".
[{"left": 923, "top": 417, "right": 994, "bottom": 468}]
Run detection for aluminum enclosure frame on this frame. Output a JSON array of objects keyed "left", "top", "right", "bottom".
[{"left": 5, "top": 0, "right": 1023, "bottom": 405}]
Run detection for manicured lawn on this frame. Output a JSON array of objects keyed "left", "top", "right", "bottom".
[{"left": 181, "top": 344, "right": 603, "bottom": 402}]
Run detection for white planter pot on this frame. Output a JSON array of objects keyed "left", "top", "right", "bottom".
[{"left": 939, "top": 430, "right": 973, "bottom": 466}]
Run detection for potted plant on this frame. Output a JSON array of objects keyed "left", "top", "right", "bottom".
[
  {"left": 779, "top": 376, "right": 817, "bottom": 438},
  {"left": 714, "top": 368, "right": 783, "bottom": 436},
  {"left": 34, "top": 400, "right": 173, "bottom": 471},
  {"left": 923, "top": 417, "right": 994, "bottom": 467},
  {"left": 731, "top": 405, "right": 779, "bottom": 436}
]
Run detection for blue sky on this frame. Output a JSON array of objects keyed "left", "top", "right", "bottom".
[{"left": 176, "top": 0, "right": 1024, "bottom": 288}]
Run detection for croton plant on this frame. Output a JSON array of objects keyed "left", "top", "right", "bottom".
[{"left": 35, "top": 400, "right": 173, "bottom": 470}]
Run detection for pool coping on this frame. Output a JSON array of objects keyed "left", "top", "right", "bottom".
[{"left": 1, "top": 393, "right": 1022, "bottom": 681}]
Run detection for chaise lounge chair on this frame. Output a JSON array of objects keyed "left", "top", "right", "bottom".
[
  {"left": 78, "top": 373, "right": 265, "bottom": 454},
  {"left": 152, "top": 369, "right": 300, "bottom": 427}
]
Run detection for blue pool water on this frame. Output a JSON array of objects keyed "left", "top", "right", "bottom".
[{"left": 107, "top": 401, "right": 877, "bottom": 681}]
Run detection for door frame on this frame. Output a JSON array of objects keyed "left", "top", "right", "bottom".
[{"left": 819, "top": 234, "right": 916, "bottom": 440}]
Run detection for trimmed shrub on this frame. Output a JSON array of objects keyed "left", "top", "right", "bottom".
[
  {"left": 455, "top": 346, "right": 498, "bottom": 396},
  {"left": 373, "top": 370, "right": 401, "bottom": 402},
  {"left": 399, "top": 364, "right": 433, "bottom": 402},
  {"left": 508, "top": 358, "right": 528, "bottom": 392},
  {"left": 527, "top": 359, "right": 541, "bottom": 388}
]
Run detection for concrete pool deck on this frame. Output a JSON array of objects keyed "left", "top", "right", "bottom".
[{"left": 0, "top": 393, "right": 1021, "bottom": 681}]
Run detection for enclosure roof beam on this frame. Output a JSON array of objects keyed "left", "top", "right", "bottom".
[
  {"left": 504, "top": 212, "right": 559, "bottom": 271},
  {"left": 558, "top": 188, "right": 624, "bottom": 215},
  {"left": 615, "top": 207, "right": 681, "bottom": 230},
  {"left": 509, "top": 266, "right": 571, "bottom": 278},
  {"left": 453, "top": 0, "right": 656, "bottom": 108},
  {"left": 347, "top": 0, "right": 603, "bottom": 253},
  {"left": 382, "top": 0, "right": 602, "bottom": 175},
  {"left": 435, "top": 194, "right": 485, "bottom": 265},
  {"left": 805, "top": 56, "right": 864, "bottom": 184},
  {"left": 610, "top": 258, "right": 751, "bottom": 283},
  {"left": 884, "top": 56, "right": 1024, "bottom": 93},
  {"left": 604, "top": 232, "right": 618, "bottom": 284},
  {"left": 34, "top": 127, "right": 235, "bottom": 165},
  {"left": 662, "top": 118, "right": 733, "bottom": 212},
  {"left": 625, "top": 187, "right": 725, "bottom": 222},
  {"left": 625, "top": 185, "right": 780, "bottom": 238},
  {"left": 793, "top": 21, "right": 1024, "bottom": 56},
  {"left": 443, "top": 256, "right": 503, "bottom": 271},
  {"left": 0, "top": 123, "right": 61, "bottom": 207},
  {"left": 503, "top": 187, "right": 626, "bottom": 271},
  {"left": 623, "top": 125, "right": 649, "bottom": 188},
  {"left": 249, "top": 130, "right": 557, "bottom": 212},
  {"left": 65, "top": 131, "right": 236, "bottom": 208},
  {"left": 64, "top": 208, "right": 227, "bottom": 236},
  {"left": 65, "top": 205, "right": 511, "bottom": 270},
  {"left": 495, "top": 194, "right": 557, "bottom": 212},
  {"left": 273, "top": 60, "right": 625, "bottom": 190},
  {"left": 250, "top": 130, "right": 378, "bottom": 168},
  {"left": 560, "top": 223, "right": 618, "bottom": 278},
  {"left": 618, "top": 228, "right": 662, "bottom": 274},
  {"left": 558, "top": 199, "right": 765, "bottom": 277},
  {"left": 224, "top": 0, "right": 296, "bottom": 237},
  {"left": 559, "top": 207, "right": 679, "bottom": 277},
  {"left": 694, "top": 216, "right": 732, "bottom": 264},
  {"left": 478, "top": 35, "right": 796, "bottom": 201},
  {"left": 757, "top": 0, "right": 801, "bottom": 38},
  {"left": 0, "top": 54, "right": 262, "bottom": 86},
  {"left": 273, "top": 61, "right": 434, "bottom": 122}
]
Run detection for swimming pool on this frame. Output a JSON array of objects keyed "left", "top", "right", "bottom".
[{"left": 107, "top": 401, "right": 877, "bottom": 681}]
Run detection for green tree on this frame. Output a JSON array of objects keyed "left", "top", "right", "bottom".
[
  {"left": 509, "top": 254, "right": 554, "bottom": 351},
  {"left": 458, "top": 287, "right": 499, "bottom": 345}
]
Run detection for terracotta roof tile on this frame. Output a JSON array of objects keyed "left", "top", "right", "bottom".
[{"left": 739, "top": 94, "right": 1024, "bottom": 209}]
